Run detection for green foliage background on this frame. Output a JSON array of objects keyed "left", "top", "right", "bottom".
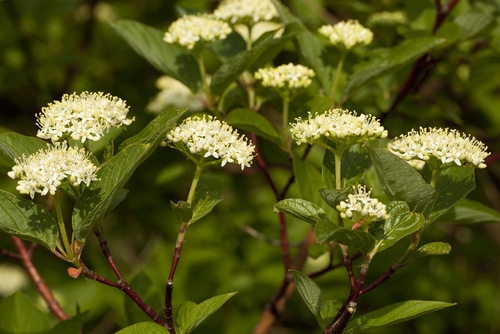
[{"left": 1, "top": 0, "right": 500, "bottom": 333}]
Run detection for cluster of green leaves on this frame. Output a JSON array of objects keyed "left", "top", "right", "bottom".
[{"left": 0, "top": 0, "right": 499, "bottom": 333}]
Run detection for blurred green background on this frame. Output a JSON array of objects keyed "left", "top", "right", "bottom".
[{"left": 1, "top": 0, "right": 500, "bottom": 333}]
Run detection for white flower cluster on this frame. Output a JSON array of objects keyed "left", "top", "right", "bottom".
[
  {"left": 290, "top": 108, "right": 387, "bottom": 145},
  {"left": 214, "top": 0, "right": 279, "bottom": 25},
  {"left": 165, "top": 116, "right": 255, "bottom": 170},
  {"left": 8, "top": 142, "right": 99, "bottom": 199},
  {"left": 147, "top": 76, "right": 204, "bottom": 114},
  {"left": 389, "top": 127, "right": 490, "bottom": 169},
  {"left": 336, "top": 185, "right": 388, "bottom": 222},
  {"left": 37, "top": 91, "right": 134, "bottom": 143},
  {"left": 366, "top": 11, "right": 407, "bottom": 27},
  {"left": 254, "top": 63, "right": 315, "bottom": 94},
  {"left": 164, "top": 14, "right": 232, "bottom": 50},
  {"left": 319, "top": 20, "right": 373, "bottom": 50}
]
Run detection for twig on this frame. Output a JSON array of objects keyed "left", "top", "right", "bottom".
[
  {"left": 11, "top": 236, "right": 69, "bottom": 321},
  {"left": 89, "top": 227, "right": 165, "bottom": 326},
  {"left": 80, "top": 263, "right": 165, "bottom": 326}
]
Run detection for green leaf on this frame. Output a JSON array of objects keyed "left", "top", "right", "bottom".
[
  {"left": 171, "top": 201, "right": 192, "bottom": 225},
  {"left": 190, "top": 186, "right": 223, "bottom": 225},
  {"left": 428, "top": 167, "right": 475, "bottom": 224},
  {"left": 274, "top": 1, "right": 331, "bottom": 90},
  {"left": 115, "top": 322, "right": 168, "bottom": 334},
  {"left": 409, "top": 242, "right": 452, "bottom": 261},
  {"left": 0, "top": 133, "right": 48, "bottom": 167},
  {"left": 322, "top": 144, "right": 372, "bottom": 188},
  {"left": 43, "top": 313, "right": 87, "bottom": 334},
  {"left": 119, "top": 107, "right": 187, "bottom": 150},
  {"left": 319, "top": 187, "right": 351, "bottom": 210},
  {"left": 226, "top": 108, "right": 281, "bottom": 145},
  {"left": 274, "top": 198, "right": 329, "bottom": 225},
  {"left": 314, "top": 219, "right": 338, "bottom": 244},
  {"left": 372, "top": 201, "right": 425, "bottom": 253},
  {"left": 343, "top": 37, "right": 446, "bottom": 98},
  {"left": 110, "top": 20, "right": 202, "bottom": 92},
  {"left": 454, "top": 12, "right": 496, "bottom": 40},
  {"left": 175, "top": 292, "right": 238, "bottom": 334},
  {"left": 437, "top": 198, "right": 500, "bottom": 224},
  {"left": 210, "top": 23, "right": 298, "bottom": 95},
  {"left": 324, "top": 228, "right": 376, "bottom": 253},
  {"left": 0, "top": 190, "right": 58, "bottom": 250},
  {"left": 368, "top": 147, "right": 436, "bottom": 216},
  {"left": 293, "top": 151, "right": 324, "bottom": 207},
  {"left": 344, "top": 300, "right": 455, "bottom": 333},
  {"left": 291, "top": 270, "right": 326, "bottom": 329},
  {"left": 73, "top": 109, "right": 185, "bottom": 241},
  {"left": 0, "top": 291, "right": 52, "bottom": 333},
  {"left": 319, "top": 299, "right": 343, "bottom": 329}
]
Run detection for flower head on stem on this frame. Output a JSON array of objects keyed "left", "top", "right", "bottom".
[
  {"left": 36, "top": 92, "right": 134, "bottom": 143},
  {"left": 318, "top": 20, "right": 373, "bottom": 51},
  {"left": 389, "top": 127, "right": 490, "bottom": 170},
  {"left": 8, "top": 142, "right": 99, "bottom": 199},
  {"left": 164, "top": 115, "right": 255, "bottom": 171},
  {"left": 214, "top": 0, "right": 279, "bottom": 26},
  {"left": 336, "top": 185, "right": 389, "bottom": 227},
  {"left": 290, "top": 108, "right": 387, "bottom": 149},
  {"left": 254, "top": 63, "right": 315, "bottom": 97},
  {"left": 163, "top": 14, "right": 232, "bottom": 50}
]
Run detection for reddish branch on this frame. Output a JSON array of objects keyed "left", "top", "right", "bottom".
[
  {"left": 11, "top": 236, "right": 69, "bottom": 321},
  {"left": 87, "top": 227, "right": 165, "bottom": 327}
]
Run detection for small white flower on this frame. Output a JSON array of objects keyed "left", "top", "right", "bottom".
[
  {"left": 214, "top": 0, "right": 279, "bottom": 26},
  {"left": 164, "top": 14, "right": 232, "bottom": 50},
  {"left": 319, "top": 20, "right": 373, "bottom": 50},
  {"left": 389, "top": 127, "right": 490, "bottom": 169},
  {"left": 147, "top": 76, "right": 204, "bottom": 114},
  {"left": 8, "top": 142, "right": 99, "bottom": 199},
  {"left": 336, "top": 185, "right": 388, "bottom": 223},
  {"left": 254, "top": 63, "right": 315, "bottom": 95},
  {"left": 290, "top": 108, "right": 387, "bottom": 146},
  {"left": 165, "top": 115, "right": 255, "bottom": 170},
  {"left": 37, "top": 91, "right": 134, "bottom": 143}
]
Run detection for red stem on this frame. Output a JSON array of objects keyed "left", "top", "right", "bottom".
[{"left": 11, "top": 236, "right": 68, "bottom": 321}]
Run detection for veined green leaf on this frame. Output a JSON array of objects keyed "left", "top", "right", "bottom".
[
  {"left": 274, "top": 1, "right": 332, "bottom": 90},
  {"left": 0, "top": 292, "right": 52, "bottom": 333},
  {"left": 115, "top": 322, "right": 168, "bottom": 334},
  {"left": 314, "top": 219, "right": 338, "bottom": 244},
  {"left": 368, "top": 147, "right": 436, "bottom": 216},
  {"left": 0, "top": 132, "right": 48, "bottom": 167},
  {"left": 226, "top": 108, "right": 281, "bottom": 145},
  {"left": 73, "top": 109, "right": 185, "bottom": 241},
  {"left": 322, "top": 144, "right": 372, "bottom": 189},
  {"left": 274, "top": 198, "right": 329, "bottom": 225},
  {"left": 409, "top": 242, "right": 452, "bottom": 261},
  {"left": 190, "top": 186, "right": 223, "bottom": 225},
  {"left": 372, "top": 201, "right": 425, "bottom": 253},
  {"left": 323, "top": 228, "right": 375, "bottom": 253},
  {"left": 292, "top": 270, "right": 326, "bottom": 329},
  {"left": 175, "top": 292, "right": 237, "bottom": 334},
  {"left": 343, "top": 36, "right": 447, "bottom": 98},
  {"left": 454, "top": 12, "right": 495, "bottom": 40},
  {"left": 437, "top": 198, "right": 500, "bottom": 224},
  {"left": 43, "top": 313, "right": 87, "bottom": 334},
  {"left": 0, "top": 190, "right": 58, "bottom": 250},
  {"left": 344, "top": 300, "right": 455, "bottom": 333},
  {"left": 319, "top": 187, "right": 351, "bottom": 210},
  {"left": 110, "top": 20, "right": 202, "bottom": 92},
  {"left": 428, "top": 167, "right": 475, "bottom": 224},
  {"left": 210, "top": 23, "right": 298, "bottom": 96}
]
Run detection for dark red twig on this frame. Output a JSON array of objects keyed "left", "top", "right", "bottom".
[
  {"left": 11, "top": 236, "right": 69, "bottom": 321},
  {"left": 89, "top": 227, "right": 165, "bottom": 326}
]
